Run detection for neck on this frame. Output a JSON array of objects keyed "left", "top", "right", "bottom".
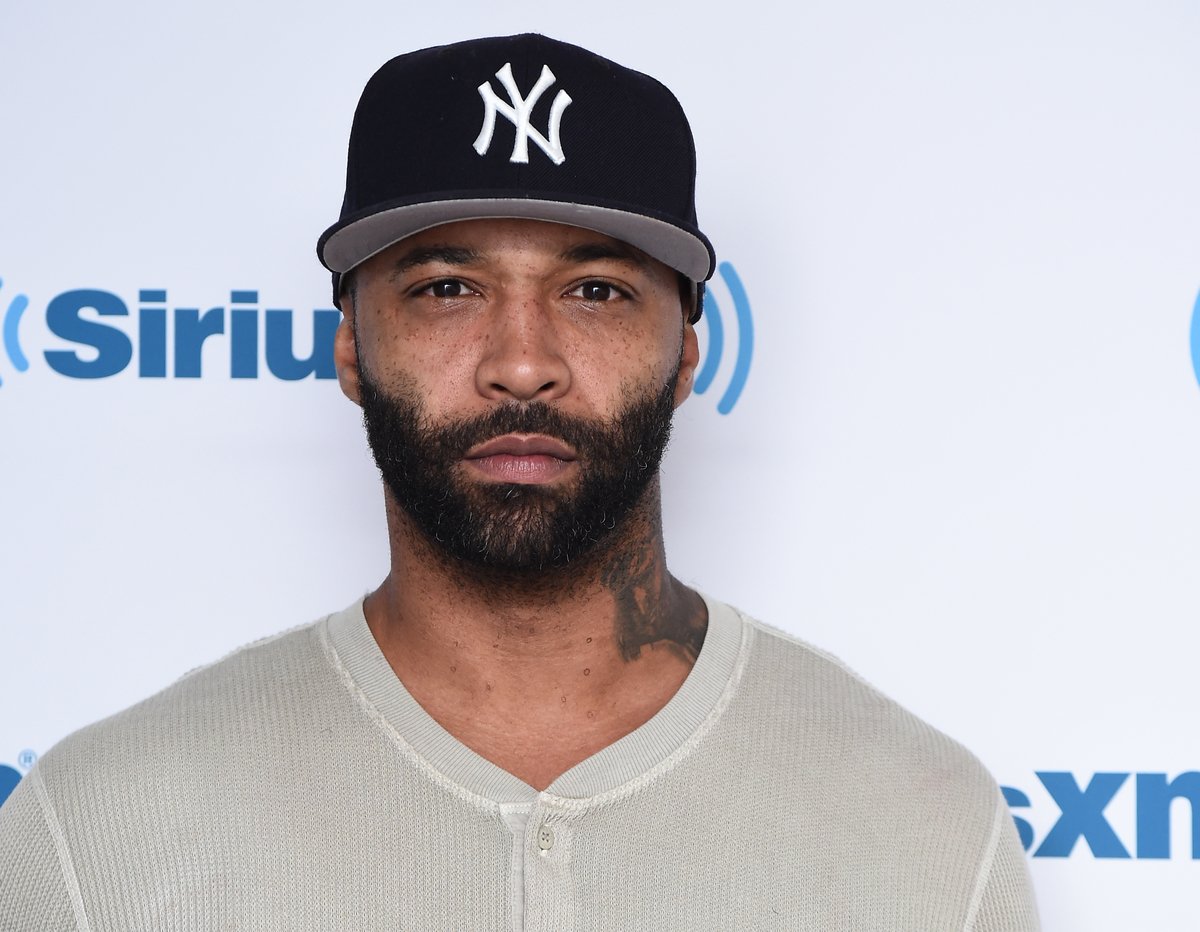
[{"left": 361, "top": 479, "right": 708, "bottom": 789}]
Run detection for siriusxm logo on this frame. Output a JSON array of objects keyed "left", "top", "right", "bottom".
[
  {"left": 0, "top": 766, "right": 19, "bottom": 808},
  {"left": 0, "top": 281, "right": 340, "bottom": 384},
  {"left": 0, "top": 278, "right": 30, "bottom": 387},
  {"left": 0, "top": 750, "right": 37, "bottom": 809},
  {"left": 695, "top": 262, "right": 754, "bottom": 414},
  {"left": 0, "top": 268, "right": 755, "bottom": 409},
  {"left": 1003, "top": 771, "right": 1200, "bottom": 859},
  {"left": 1191, "top": 288, "right": 1200, "bottom": 392}
]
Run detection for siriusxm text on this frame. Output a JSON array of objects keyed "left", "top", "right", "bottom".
[
  {"left": 1004, "top": 771, "right": 1200, "bottom": 859},
  {"left": 43, "top": 290, "right": 338, "bottom": 380}
]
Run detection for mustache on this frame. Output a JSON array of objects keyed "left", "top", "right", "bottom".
[{"left": 417, "top": 402, "right": 614, "bottom": 458}]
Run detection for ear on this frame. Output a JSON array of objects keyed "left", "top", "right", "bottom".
[
  {"left": 334, "top": 292, "right": 362, "bottom": 406},
  {"left": 673, "top": 321, "right": 700, "bottom": 408}
]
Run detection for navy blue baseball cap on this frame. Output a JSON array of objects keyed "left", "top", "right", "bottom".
[{"left": 317, "top": 34, "right": 714, "bottom": 322}]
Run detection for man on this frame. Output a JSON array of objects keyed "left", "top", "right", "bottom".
[{"left": 0, "top": 34, "right": 1038, "bottom": 930}]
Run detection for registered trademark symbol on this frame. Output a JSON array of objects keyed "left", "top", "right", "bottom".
[{"left": 17, "top": 749, "right": 37, "bottom": 770}]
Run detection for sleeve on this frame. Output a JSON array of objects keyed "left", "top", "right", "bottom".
[
  {"left": 967, "top": 794, "right": 1041, "bottom": 932},
  {"left": 0, "top": 768, "right": 83, "bottom": 932}
]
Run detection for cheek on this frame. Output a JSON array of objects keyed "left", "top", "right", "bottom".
[
  {"left": 612, "top": 307, "right": 684, "bottom": 376},
  {"left": 567, "top": 321, "right": 680, "bottom": 402},
  {"left": 360, "top": 317, "right": 477, "bottom": 404}
]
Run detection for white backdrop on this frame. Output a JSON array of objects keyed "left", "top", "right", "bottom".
[{"left": 3, "top": 2, "right": 1199, "bottom": 928}]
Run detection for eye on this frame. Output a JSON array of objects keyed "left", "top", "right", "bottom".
[
  {"left": 420, "top": 279, "right": 472, "bottom": 298},
  {"left": 570, "top": 280, "right": 626, "bottom": 302}
]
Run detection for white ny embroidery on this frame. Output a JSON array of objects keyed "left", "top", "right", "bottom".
[{"left": 473, "top": 62, "right": 572, "bottom": 165}]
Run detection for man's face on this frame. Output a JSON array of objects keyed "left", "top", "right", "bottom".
[{"left": 336, "top": 218, "right": 700, "bottom": 575}]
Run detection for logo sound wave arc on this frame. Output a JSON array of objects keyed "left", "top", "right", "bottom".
[
  {"left": 1191, "top": 288, "right": 1200, "bottom": 393},
  {"left": 0, "top": 277, "right": 30, "bottom": 388},
  {"left": 695, "top": 262, "right": 753, "bottom": 415}
]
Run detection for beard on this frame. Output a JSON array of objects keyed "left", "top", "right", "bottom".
[{"left": 357, "top": 357, "right": 680, "bottom": 580}]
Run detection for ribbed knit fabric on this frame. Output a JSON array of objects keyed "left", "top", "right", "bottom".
[{"left": 0, "top": 596, "right": 1039, "bottom": 931}]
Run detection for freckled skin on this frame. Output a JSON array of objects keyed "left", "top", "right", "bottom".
[
  {"left": 345, "top": 223, "right": 686, "bottom": 431},
  {"left": 334, "top": 218, "right": 707, "bottom": 791}
]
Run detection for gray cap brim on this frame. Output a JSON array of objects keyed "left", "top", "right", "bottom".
[{"left": 320, "top": 197, "right": 715, "bottom": 284}]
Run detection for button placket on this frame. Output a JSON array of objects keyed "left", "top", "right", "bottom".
[{"left": 522, "top": 802, "right": 582, "bottom": 932}]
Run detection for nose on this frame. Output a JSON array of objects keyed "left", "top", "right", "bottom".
[{"left": 474, "top": 294, "right": 571, "bottom": 402}]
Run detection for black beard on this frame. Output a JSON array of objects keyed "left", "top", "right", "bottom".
[{"left": 357, "top": 361, "right": 679, "bottom": 579}]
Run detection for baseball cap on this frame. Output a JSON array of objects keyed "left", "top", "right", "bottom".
[{"left": 317, "top": 34, "right": 715, "bottom": 322}]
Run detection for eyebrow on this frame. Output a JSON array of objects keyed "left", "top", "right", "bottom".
[
  {"left": 558, "top": 241, "right": 650, "bottom": 269},
  {"left": 389, "top": 246, "right": 484, "bottom": 278},
  {"left": 386, "top": 240, "right": 649, "bottom": 278}
]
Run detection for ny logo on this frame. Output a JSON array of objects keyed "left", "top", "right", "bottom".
[{"left": 473, "top": 62, "right": 572, "bottom": 165}]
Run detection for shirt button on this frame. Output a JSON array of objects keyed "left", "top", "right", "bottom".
[{"left": 537, "top": 824, "right": 555, "bottom": 852}]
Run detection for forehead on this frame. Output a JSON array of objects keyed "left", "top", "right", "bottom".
[{"left": 358, "top": 217, "right": 673, "bottom": 280}]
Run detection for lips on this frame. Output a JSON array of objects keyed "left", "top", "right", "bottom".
[{"left": 463, "top": 434, "right": 578, "bottom": 484}]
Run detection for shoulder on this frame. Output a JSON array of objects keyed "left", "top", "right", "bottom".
[
  {"left": 720, "top": 603, "right": 1005, "bottom": 829},
  {"left": 32, "top": 607, "right": 346, "bottom": 804},
  {"left": 706, "top": 604, "right": 1038, "bottom": 925},
  {"left": 737, "top": 609, "right": 994, "bottom": 765}
]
